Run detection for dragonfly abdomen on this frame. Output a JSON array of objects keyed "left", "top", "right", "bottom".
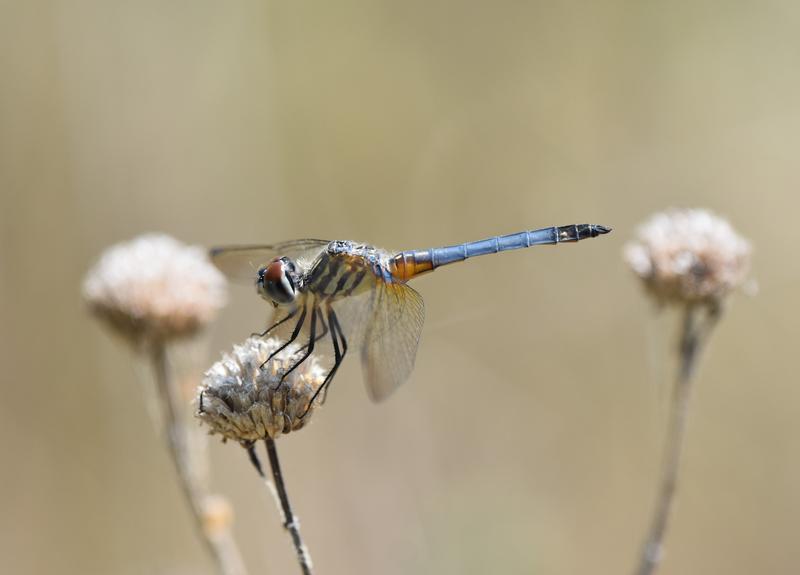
[{"left": 390, "top": 224, "right": 611, "bottom": 281}]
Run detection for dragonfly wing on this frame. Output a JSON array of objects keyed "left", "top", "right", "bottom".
[
  {"left": 358, "top": 282, "right": 425, "bottom": 402},
  {"left": 210, "top": 239, "right": 330, "bottom": 283}
]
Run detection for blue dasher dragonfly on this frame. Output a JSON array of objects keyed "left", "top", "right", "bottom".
[{"left": 212, "top": 224, "right": 610, "bottom": 406}]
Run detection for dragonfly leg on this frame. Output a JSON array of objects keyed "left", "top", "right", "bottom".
[
  {"left": 251, "top": 307, "right": 298, "bottom": 338},
  {"left": 278, "top": 305, "right": 318, "bottom": 384},
  {"left": 301, "top": 304, "right": 347, "bottom": 417},
  {"left": 324, "top": 308, "right": 348, "bottom": 400},
  {"left": 261, "top": 304, "right": 307, "bottom": 369},
  {"left": 296, "top": 310, "right": 328, "bottom": 354},
  {"left": 245, "top": 442, "right": 266, "bottom": 477}
]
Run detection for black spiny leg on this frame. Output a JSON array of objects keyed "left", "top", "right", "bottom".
[
  {"left": 279, "top": 304, "right": 318, "bottom": 384},
  {"left": 325, "top": 307, "right": 348, "bottom": 398},
  {"left": 245, "top": 442, "right": 266, "bottom": 477},
  {"left": 301, "top": 304, "right": 347, "bottom": 417},
  {"left": 252, "top": 307, "right": 298, "bottom": 338},
  {"left": 296, "top": 310, "right": 329, "bottom": 354},
  {"left": 319, "top": 306, "right": 348, "bottom": 403},
  {"left": 261, "top": 303, "right": 308, "bottom": 369}
]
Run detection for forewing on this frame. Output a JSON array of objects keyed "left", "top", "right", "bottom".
[
  {"left": 210, "top": 239, "right": 330, "bottom": 283},
  {"left": 359, "top": 282, "right": 425, "bottom": 402}
]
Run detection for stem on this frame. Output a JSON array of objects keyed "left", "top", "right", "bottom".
[
  {"left": 150, "top": 341, "right": 248, "bottom": 575},
  {"left": 246, "top": 441, "right": 313, "bottom": 575},
  {"left": 633, "top": 305, "right": 719, "bottom": 575}
]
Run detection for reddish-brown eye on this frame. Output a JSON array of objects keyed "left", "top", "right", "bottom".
[
  {"left": 258, "top": 258, "right": 296, "bottom": 305},
  {"left": 265, "top": 260, "right": 285, "bottom": 283}
]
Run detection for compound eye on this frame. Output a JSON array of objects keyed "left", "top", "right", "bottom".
[{"left": 263, "top": 259, "right": 296, "bottom": 304}]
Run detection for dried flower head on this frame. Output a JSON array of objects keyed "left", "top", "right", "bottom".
[
  {"left": 83, "top": 234, "right": 227, "bottom": 342},
  {"left": 624, "top": 209, "right": 751, "bottom": 306},
  {"left": 197, "top": 337, "right": 326, "bottom": 443}
]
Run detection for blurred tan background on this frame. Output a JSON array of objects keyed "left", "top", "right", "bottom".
[{"left": 2, "top": 1, "right": 799, "bottom": 574}]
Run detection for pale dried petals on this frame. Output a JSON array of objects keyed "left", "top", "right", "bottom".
[
  {"left": 624, "top": 209, "right": 752, "bottom": 305},
  {"left": 197, "top": 337, "right": 326, "bottom": 442},
  {"left": 83, "top": 234, "right": 227, "bottom": 342}
]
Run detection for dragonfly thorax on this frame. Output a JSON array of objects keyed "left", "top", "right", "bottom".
[{"left": 257, "top": 257, "right": 300, "bottom": 306}]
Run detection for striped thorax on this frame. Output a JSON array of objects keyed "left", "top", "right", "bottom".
[{"left": 302, "top": 241, "right": 390, "bottom": 301}]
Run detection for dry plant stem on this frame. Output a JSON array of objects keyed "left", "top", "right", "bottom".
[
  {"left": 247, "top": 442, "right": 313, "bottom": 575},
  {"left": 634, "top": 305, "right": 720, "bottom": 575},
  {"left": 150, "top": 342, "right": 248, "bottom": 575}
]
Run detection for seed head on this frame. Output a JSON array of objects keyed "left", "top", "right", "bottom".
[
  {"left": 197, "top": 337, "right": 325, "bottom": 443},
  {"left": 83, "top": 234, "right": 227, "bottom": 343},
  {"left": 624, "top": 208, "right": 751, "bottom": 306}
]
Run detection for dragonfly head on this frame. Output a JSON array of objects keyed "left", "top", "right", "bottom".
[{"left": 256, "top": 257, "right": 299, "bottom": 306}]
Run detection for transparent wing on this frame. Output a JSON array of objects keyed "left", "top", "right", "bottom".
[
  {"left": 210, "top": 239, "right": 330, "bottom": 283},
  {"left": 362, "top": 283, "right": 425, "bottom": 401},
  {"left": 333, "top": 281, "right": 425, "bottom": 402}
]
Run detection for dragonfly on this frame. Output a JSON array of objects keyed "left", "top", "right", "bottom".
[{"left": 211, "top": 223, "right": 610, "bottom": 407}]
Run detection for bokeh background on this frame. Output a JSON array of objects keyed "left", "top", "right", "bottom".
[{"left": 2, "top": 2, "right": 798, "bottom": 574}]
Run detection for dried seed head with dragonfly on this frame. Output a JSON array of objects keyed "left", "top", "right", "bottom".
[{"left": 211, "top": 224, "right": 612, "bottom": 405}]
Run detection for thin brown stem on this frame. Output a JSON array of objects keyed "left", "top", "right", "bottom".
[
  {"left": 246, "top": 441, "right": 313, "bottom": 575},
  {"left": 633, "top": 305, "right": 720, "bottom": 575},
  {"left": 150, "top": 341, "right": 248, "bottom": 575}
]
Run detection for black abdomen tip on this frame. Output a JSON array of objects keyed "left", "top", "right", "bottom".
[{"left": 592, "top": 225, "right": 612, "bottom": 236}]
